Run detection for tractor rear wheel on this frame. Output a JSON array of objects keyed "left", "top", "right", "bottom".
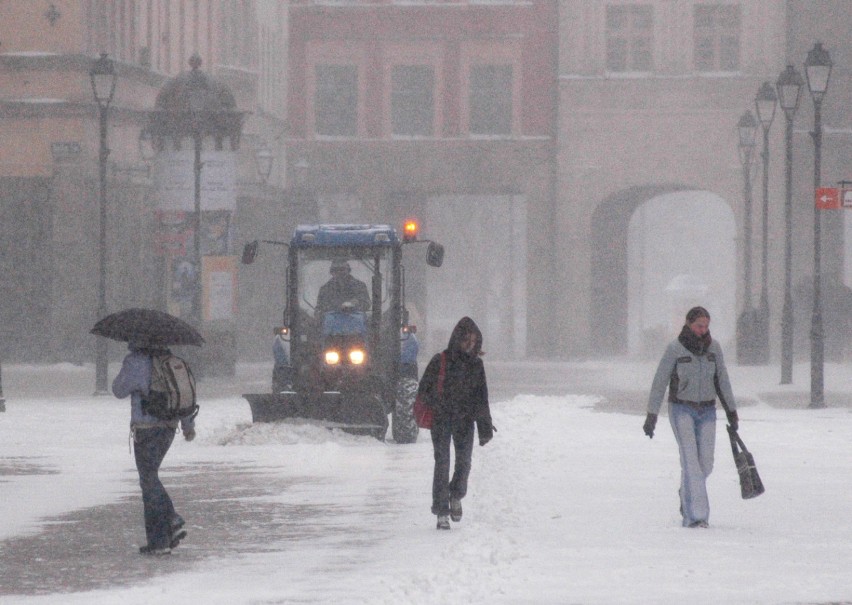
[{"left": 392, "top": 377, "right": 419, "bottom": 444}]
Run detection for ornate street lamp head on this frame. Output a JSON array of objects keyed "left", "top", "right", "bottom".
[
  {"left": 89, "top": 53, "right": 116, "bottom": 109},
  {"left": 148, "top": 56, "right": 244, "bottom": 152},
  {"left": 754, "top": 81, "right": 777, "bottom": 129},
  {"left": 776, "top": 65, "right": 803, "bottom": 119},
  {"left": 804, "top": 42, "right": 832, "bottom": 102}
]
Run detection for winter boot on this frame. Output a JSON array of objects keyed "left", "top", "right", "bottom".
[
  {"left": 170, "top": 529, "right": 187, "bottom": 548},
  {"left": 139, "top": 545, "right": 172, "bottom": 556},
  {"left": 170, "top": 516, "right": 187, "bottom": 548},
  {"left": 449, "top": 497, "right": 463, "bottom": 522},
  {"left": 436, "top": 515, "right": 451, "bottom": 530}
]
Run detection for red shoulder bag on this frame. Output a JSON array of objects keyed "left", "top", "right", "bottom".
[{"left": 414, "top": 352, "right": 445, "bottom": 430}]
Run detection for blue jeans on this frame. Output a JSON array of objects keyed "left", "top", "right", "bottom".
[
  {"left": 134, "top": 426, "right": 178, "bottom": 548},
  {"left": 669, "top": 403, "right": 716, "bottom": 526},
  {"left": 430, "top": 416, "right": 475, "bottom": 516}
]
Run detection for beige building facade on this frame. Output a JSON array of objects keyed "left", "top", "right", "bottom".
[
  {"left": 0, "top": 0, "right": 287, "bottom": 363},
  {"left": 2, "top": 1, "right": 852, "bottom": 365},
  {"left": 553, "top": 1, "right": 851, "bottom": 360}
]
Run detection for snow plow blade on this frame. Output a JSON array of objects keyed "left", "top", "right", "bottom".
[{"left": 242, "top": 392, "right": 388, "bottom": 437}]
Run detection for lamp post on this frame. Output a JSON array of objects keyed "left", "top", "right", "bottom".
[
  {"left": 754, "top": 82, "right": 776, "bottom": 364},
  {"left": 776, "top": 65, "right": 804, "bottom": 385},
  {"left": 189, "top": 77, "right": 205, "bottom": 328},
  {"left": 736, "top": 109, "right": 758, "bottom": 364},
  {"left": 89, "top": 53, "right": 116, "bottom": 395},
  {"left": 804, "top": 42, "right": 832, "bottom": 409}
]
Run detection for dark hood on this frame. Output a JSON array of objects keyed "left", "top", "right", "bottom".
[{"left": 446, "top": 316, "right": 483, "bottom": 357}]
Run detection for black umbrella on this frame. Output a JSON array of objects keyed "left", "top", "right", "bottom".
[{"left": 91, "top": 308, "right": 204, "bottom": 347}]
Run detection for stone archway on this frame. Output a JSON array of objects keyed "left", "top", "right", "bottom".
[
  {"left": 589, "top": 184, "right": 736, "bottom": 357},
  {"left": 627, "top": 192, "right": 736, "bottom": 358}
]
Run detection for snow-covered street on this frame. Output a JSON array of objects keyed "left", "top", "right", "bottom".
[{"left": 1, "top": 360, "right": 851, "bottom": 604}]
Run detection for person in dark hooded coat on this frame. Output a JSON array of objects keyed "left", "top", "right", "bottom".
[{"left": 417, "top": 316, "right": 494, "bottom": 530}]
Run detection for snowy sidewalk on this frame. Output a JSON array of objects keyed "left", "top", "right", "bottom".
[{"left": 1, "top": 361, "right": 851, "bottom": 604}]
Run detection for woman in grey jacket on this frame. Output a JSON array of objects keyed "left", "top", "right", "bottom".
[{"left": 643, "top": 306, "right": 738, "bottom": 528}]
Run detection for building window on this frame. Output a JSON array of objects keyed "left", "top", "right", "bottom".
[
  {"left": 606, "top": 4, "right": 653, "bottom": 72},
  {"left": 315, "top": 65, "right": 358, "bottom": 137},
  {"left": 469, "top": 65, "right": 512, "bottom": 136},
  {"left": 391, "top": 65, "right": 434, "bottom": 136},
  {"left": 694, "top": 4, "right": 740, "bottom": 72}
]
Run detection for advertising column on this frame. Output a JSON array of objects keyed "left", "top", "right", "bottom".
[{"left": 152, "top": 150, "right": 238, "bottom": 374}]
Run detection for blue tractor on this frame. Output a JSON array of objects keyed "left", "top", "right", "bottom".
[{"left": 241, "top": 223, "right": 443, "bottom": 442}]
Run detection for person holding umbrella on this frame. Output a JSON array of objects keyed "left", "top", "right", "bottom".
[
  {"left": 93, "top": 308, "right": 202, "bottom": 555},
  {"left": 113, "top": 341, "right": 197, "bottom": 555}
]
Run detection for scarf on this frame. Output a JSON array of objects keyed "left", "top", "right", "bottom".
[{"left": 678, "top": 324, "right": 712, "bottom": 356}]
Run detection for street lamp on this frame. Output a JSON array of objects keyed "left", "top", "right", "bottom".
[
  {"left": 804, "top": 42, "right": 832, "bottom": 409},
  {"left": 776, "top": 65, "right": 804, "bottom": 384},
  {"left": 188, "top": 63, "right": 206, "bottom": 329},
  {"left": 255, "top": 142, "right": 274, "bottom": 184},
  {"left": 754, "top": 82, "right": 776, "bottom": 364},
  {"left": 89, "top": 52, "right": 116, "bottom": 396},
  {"left": 736, "top": 109, "right": 758, "bottom": 364}
]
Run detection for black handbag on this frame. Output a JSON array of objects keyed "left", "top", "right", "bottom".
[{"left": 727, "top": 426, "right": 765, "bottom": 499}]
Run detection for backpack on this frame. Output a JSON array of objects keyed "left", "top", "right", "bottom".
[{"left": 141, "top": 353, "right": 199, "bottom": 421}]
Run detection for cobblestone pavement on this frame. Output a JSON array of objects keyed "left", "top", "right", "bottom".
[{"left": 0, "top": 462, "right": 358, "bottom": 597}]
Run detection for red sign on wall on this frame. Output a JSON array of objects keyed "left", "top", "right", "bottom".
[{"left": 815, "top": 187, "right": 840, "bottom": 210}]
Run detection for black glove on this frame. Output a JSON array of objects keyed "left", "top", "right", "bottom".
[
  {"left": 726, "top": 409, "right": 739, "bottom": 432},
  {"left": 643, "top": 413, "right": 657, "bottom": 439},
  {"left": 477, "top": 418, "right": 495, "bottom": 446}
]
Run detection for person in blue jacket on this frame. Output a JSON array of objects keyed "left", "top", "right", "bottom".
[
  {"left": 112, "top": 342, "right": 196, "bottom": 555},
  {"left": 643, "top": 306, "right": 739, "bottom": 528},
  {"left": 400, "top": 328, "right": 419, "bottom": 380}
]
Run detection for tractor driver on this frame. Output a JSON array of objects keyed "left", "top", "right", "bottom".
[{"left": 315, "top": 259, "right": 371, "bottom": 315}]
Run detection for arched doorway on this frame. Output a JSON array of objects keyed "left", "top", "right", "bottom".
[
  {"left": 627, "top": 191, "right": 736, "bottom": 357},
  {"left": 590, "top": 185, "right": 736, "bottom": 357}
]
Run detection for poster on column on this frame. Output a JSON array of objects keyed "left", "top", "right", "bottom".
[
  {"left": 153, "top": 150, "right": 237, "bottom": 211},
  {"left": 165, "top": 255, "right": 198, "bottom": 320},
  {"left": 202, "top": 256, "right": 237, "bottom": 321}
]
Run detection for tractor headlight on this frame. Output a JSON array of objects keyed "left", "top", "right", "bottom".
[
  {"left": 325, "top": 350, "right": 341, "bottom": 365},
  {"left": 348, "top": 349, "right": 366, "bottom": 365}
]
